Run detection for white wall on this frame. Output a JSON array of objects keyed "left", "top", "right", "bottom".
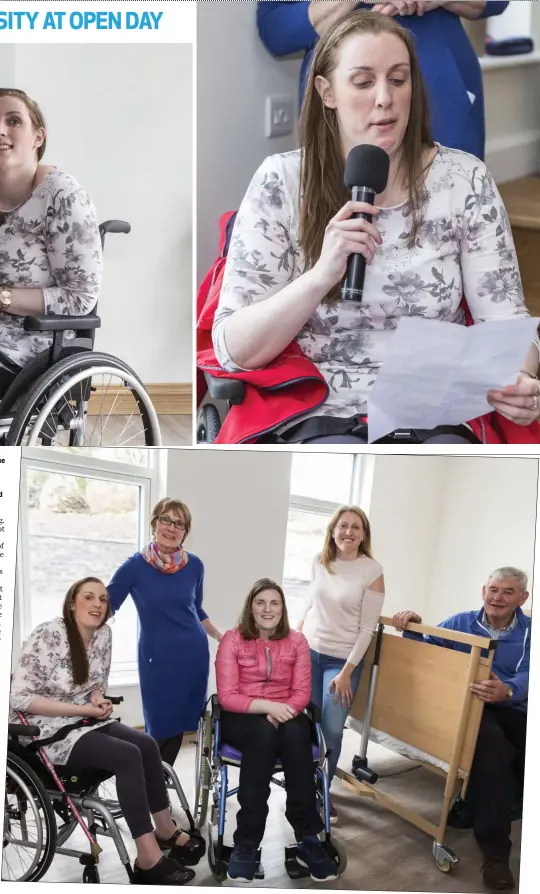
[
  {"left": 197, "top": 1, "right": 301, "bottom": 278},
  {"left": 166, "top": 447, "right": 293, "bottom": 692},
  {"left": 8, "top": 44, "right": 192, "bottom": 384},
  {"left": 430, "top": 456, "right": 537, "bottom": 622},
  {"left": 368, "top": 454, "right": 538, "bottom": 627},
  {"left": 368, "top": 455, "right": 448, "bottom": 620}
]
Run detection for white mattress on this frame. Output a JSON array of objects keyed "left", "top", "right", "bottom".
[{"left": 345, "top": 716, "right": 465, "bottom": 776}]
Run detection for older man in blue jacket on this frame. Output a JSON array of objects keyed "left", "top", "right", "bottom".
[
  {"left": 257, "top": 1, "right": 510, "bottom": 161},
  {"left": 393, "top": 566, "right": 530, "bottom": 891}
]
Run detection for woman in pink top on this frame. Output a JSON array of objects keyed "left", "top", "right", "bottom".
[{"left": 215, "top": 578, "right": 338, "bottom": 884}]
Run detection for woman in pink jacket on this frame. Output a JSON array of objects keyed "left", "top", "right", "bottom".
[{"left": 215, "top": 578, "right": 338, "bottom": 884}]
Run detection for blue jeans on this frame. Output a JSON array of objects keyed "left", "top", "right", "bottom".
[{"left": 310, "top": 650, "right": 362, "bottom": 785}]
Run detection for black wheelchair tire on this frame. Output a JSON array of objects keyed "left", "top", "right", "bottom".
[
  {"left": 196, "top": 404, "right": 221, "bottom": 444},
  {"left": 325, "top": 834, "right": 347, "bottom": 876},
  {"left": 5, "top": 753, "right": 58, "bottom": 882},
  {"left": 207, "top": 836, "right": 228, "bottom": 883},
  {"left": 5, "top": 352, "right": 159, "bottom": 446},
  {"left": 193, "top": 711, "right": 212, "bottom": 829}
]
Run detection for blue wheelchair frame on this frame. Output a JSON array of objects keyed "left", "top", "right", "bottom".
[{"left": 201, "top": 694, "right": 346, "bottom": 882}]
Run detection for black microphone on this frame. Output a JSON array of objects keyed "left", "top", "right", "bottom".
[{"left": 341, "top": 144, "right": 390, "bottom": 302}]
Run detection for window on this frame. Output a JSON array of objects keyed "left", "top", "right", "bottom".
[
  {"left": 16, "top": 448, "right": 164, "bottom": 686},
  {"left": 283, "top": 453, "right": 357, "bottom": 627}
]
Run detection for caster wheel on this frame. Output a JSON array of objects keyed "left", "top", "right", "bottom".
[
  {"left": 197, "top": 404, "right": 221, "bottom": 444},
  {"left": 433, "top": 842, "right": 458, "bottom": 874},
  {"left": 324, "top": 835, "right": 347, "bottom": 875},
  {"left": 208, "top": 838, "right": 227, "bottom": 883},
  {"left": 435, "top": 857, "right": 452, "bottom": 873},
  {"left": 82, "top": 867, "right": 100, "bottom": 883}
]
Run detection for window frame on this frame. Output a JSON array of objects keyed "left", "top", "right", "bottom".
[
  {"left": 283, "top": 454, "right": 367, "bottom": 614},
  {"left": 16, "top": 448, "right": 166, "bottom": 687}
]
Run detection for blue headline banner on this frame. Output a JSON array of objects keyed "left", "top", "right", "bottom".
[{"left": 0, "top": 10, "right": 164, "bottom": 30}]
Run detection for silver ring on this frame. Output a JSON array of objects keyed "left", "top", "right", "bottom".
[{"left": 532, "top": 395, "right": 539, "bottom": 413}]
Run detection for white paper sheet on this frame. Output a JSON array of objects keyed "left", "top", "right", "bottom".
[{"left": 367, "top": 316, "right": 540, "bottom": 443}]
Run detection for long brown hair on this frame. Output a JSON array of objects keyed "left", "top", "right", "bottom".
[
  {"left": 0, "top": 89, "right": 47, "bottom": 161},
  {"left": 320, "top": 505, "right": 374, "bottom": 573},
  {"left": 62, "top": 578, "right": 111, "bottom": 686},
  {"left": 238, "top": 578, "right": 290, "bottom": 641},
  {"left": 299, "top": 10, "right": 434, "bottom": 303}
]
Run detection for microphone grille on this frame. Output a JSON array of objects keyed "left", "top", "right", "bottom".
[{"left": 344, "top": 144, "right": 390, "bottom": 195}]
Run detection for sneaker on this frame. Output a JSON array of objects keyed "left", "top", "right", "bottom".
[
  {"left": 227, "top": 844, "right": 258, "bottom": 883},
  {"left": 329, "top": 799, "right": 338, "bottom": 825},
  {"left": 296, "top": 836, "right": 339, "bottom": 882},
  {"left": 482, "top": 855, "right": 515, "bottom": 891}
]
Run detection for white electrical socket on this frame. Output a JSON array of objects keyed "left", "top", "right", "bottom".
[{"left": 265, "top": 95, "right": 295, "bottom": 139}]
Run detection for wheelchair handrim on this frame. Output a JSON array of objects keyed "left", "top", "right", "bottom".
[
  {"left": 3, "top": 765, "right": 45, "bottom": 881},
  {"left": 26, "top": 366, "right": 162, "bottom": 448}
]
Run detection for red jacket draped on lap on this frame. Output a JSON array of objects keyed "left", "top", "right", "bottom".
[{"left": 197, "top": 211, "right": 540, "bottom": 446}]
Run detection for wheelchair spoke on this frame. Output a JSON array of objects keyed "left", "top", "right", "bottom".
[{"left": 12, "top": 365, "right": 161, "bottom": 447}]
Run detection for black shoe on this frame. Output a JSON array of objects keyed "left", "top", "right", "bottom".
[
  {"left": 156, "top": 823, "right": 206, "bottom": 867},
  {"left": 482, "top": 855, "right": 515, "bottom": 891},
  {"left": 132, "top": 855, "right": 195, "bottom": 885}
]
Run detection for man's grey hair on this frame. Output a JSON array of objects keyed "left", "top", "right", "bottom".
[{"left": 487, "top": 567, "right": 528, "bottom": 594}]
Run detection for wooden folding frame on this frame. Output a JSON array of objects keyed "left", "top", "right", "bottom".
[{"left": 335, "top": 616, "right": 497, "bottom": 872}]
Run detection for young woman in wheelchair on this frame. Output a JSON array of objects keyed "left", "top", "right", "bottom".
[
  {"left": 211, "top": 10, "right": 540, "bottom": 445},
  {"left": 9, "top": 576, "right": 203, "bottom": 886},
  {"left": 0, "top": 89, "right": 102, "bottom": 398},
  {"left": 216, "top": 578, "right": 339, "bottom": 883}
]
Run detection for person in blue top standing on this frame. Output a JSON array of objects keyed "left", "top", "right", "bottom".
[
  {"left": 108, "top": 498, "right": 223, "bottom": 773},
  {"left": 257, "top": 1, "right": 509, "bottom": 160},
  {"left": 393, "top": 566, "right": 531, "bottom": 892}
]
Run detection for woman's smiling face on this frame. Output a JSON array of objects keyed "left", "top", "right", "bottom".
[{"left": 0, "top": 96, "right": 44, "bottom": 172}]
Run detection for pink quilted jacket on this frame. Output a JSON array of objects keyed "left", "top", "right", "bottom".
[{"left": 215, "top": 627, "right": 312, "bottom": 714}]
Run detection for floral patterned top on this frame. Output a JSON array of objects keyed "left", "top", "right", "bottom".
[
  {"left": 213, "top": 145, "right": 532, "bottom": 421},
  {"left": 0, "top": 168, "right": 102, "bottom": 373},
  {"left": 9, "top": 618, "right": 115, "bottom": 765}
]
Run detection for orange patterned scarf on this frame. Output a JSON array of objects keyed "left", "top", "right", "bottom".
[{"left": 141, "top": 542, "right": 188, "bottom": 574}]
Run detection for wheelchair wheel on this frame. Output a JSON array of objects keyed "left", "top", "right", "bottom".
[
  {"left": 325, "top": 834, "right": 347, "bottom": 876},
  {"left": 3, "top": 754, "right": 57, "bottom": 882},
  {"left": 193, "top": 710, "right": 212, "bottom": 828},
  {"left": 208, "top": 834, "right": 228, "bottom": 883},
  {"left": 196, "top": 404, "right": 221, "bottom": 444},
  {"left": 5, "top": 352, "right": 161, "bottom": 447}
]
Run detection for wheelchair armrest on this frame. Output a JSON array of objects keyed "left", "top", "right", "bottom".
[
  {"left": 24, "top": 314, "right": 101, "bottom": 333},
  {"left": 305, "top": 702, "right": 321, "bottom": 724},
  {"left": 99, "top": 219, "right": 131, "bottom": 236},
  {"left": 8, "top": 723, "right": 40, "bottom": 739},
  {"left": 105, "top": 695, "right": 124, "bottom": 705},
  {"left": 204, "top": 371, "right": 245, "bottom": 406},
  {"left": 211, "top": 694, "right": 222, "bottom": 721}
]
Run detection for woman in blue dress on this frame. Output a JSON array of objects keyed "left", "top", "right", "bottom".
[
  {"left": 257, "top": 1, "right": 509, "bottom": 160},
  {"left": 108, "top": 498, "right": 223, "bottom": 770}
]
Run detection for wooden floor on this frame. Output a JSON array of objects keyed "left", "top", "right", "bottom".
[
  {"left": 39, "top": 729, "right": 522, "bottom": 889},
  {"left": 81, "top": 415, "right": 192, "bottom": 447}
]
